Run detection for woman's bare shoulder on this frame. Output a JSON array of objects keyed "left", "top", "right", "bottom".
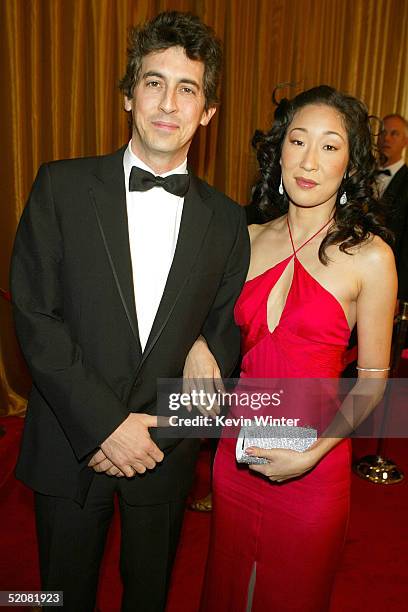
[
  {"left": 248, "top": 215, "right": 286, "bottom": 243},
  {"left": 350, "top": 235, "right": 396, "bottom": 293},
  {"left": 353, "top": 234, "right": 395, "bottom": 268}
]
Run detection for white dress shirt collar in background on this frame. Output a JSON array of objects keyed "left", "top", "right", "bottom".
[{"left": 377, "top": 157, "right": 405, "bottom": 197}]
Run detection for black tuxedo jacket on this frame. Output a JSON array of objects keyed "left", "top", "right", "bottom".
[
  {"left": 382, "top": 164, "right": 408, "bottom": 300},
  {"left": 10, "top": 146, "right": 250, "bottom": 505}
]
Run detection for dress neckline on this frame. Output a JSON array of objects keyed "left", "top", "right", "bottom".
[
  {"left": 242, "top": 216, "right": 350, "bottom": 333},
  {"left": 246, "top": 215, "right": 334, "bottom": 285},
  {"left": 286, "top": 215, "right": 333, "bottom": 258}
]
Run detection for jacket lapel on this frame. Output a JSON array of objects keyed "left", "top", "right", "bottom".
[
  {"left": 89, "top": 147, "right": 142, "bottom": 356},
  {"left": 89, "top": 150, "right": 214, "bottom": 368},
  {"left": 139, "top": 174, "right": 214, "bottom": 367},
  {"left": 384, "top": 165, "right": 408, "bottom": 203}
]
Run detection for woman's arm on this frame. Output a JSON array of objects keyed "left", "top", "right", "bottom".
[{"left": 248, "top": 237, "right": 397, "bottom": 481}]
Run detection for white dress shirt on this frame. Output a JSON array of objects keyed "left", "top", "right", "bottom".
[
  {"left": 123, "top": 142, "right": 187, "bottom": 350},
  {"left": 376, "top": 158, "right": 405, "bottom": 197}
]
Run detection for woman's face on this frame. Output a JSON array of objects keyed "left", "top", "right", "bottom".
[{"left": 280, "top": 104, "right": 350, "bottom": 209}]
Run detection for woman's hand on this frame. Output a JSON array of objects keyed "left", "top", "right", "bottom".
[
  {"left": 183, "top": 335, "right": 224, "bottom": 417},
  {"left": 246, "top": 446, "right": 317, "bottom": 482}
]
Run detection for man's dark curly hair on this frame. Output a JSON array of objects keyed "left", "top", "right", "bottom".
[
  {"left": 119, "top": 11, "right": 222, "bottom": 110},
  {"left": 251, "top": 85, "right": 392, "bottom": 263}
]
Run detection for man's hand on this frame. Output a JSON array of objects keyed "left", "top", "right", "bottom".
[
  {"left": 88, "top": 449, "right": 126, "bottom": 477},
  {"left": 183, "top": 335, "right": 224, "bottom": 418},
  {"left": 96, "top": 413, "right": 164, "bottom": 478}
]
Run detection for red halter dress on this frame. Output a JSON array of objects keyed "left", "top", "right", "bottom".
[{"left": 200, "top": 219, "right": 352, "bottom": 612}]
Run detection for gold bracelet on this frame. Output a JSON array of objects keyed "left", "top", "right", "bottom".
[{"left": 356, "top": 366, "right": 390, "bottom": 372}]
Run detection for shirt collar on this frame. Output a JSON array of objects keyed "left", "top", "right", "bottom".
[
  {"left": 123, "top": 141, "right": 187, "bottom": 180},
  {"left": 379, "top": 158, "right": 404, "bottom": 177}
]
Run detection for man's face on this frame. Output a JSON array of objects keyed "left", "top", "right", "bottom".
[
  {"left": 378, "top": 116, "right": 408, "bottom": 166},
  {"left": 124, "top": 46, "right": 216, "bottom": 171}
]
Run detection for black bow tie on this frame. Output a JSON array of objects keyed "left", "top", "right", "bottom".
[
  {"left": 377, "top": 169, "right": 391, "bottom": 176},
  {"left": 129, "top": 166, "right": 190, "bottom": 197}
]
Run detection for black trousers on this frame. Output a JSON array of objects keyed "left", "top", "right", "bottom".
[{"left": 35, "top": 474, "right": 186, "bottom": 612}]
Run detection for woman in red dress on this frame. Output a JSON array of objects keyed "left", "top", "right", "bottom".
[{"left": 185, "top": 86, "right": 397, "bottom": 611}]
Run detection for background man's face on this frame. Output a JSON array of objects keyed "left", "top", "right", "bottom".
[
  {"left": 124, "top": 46, "right": 216, "bottom": 169},
  {"left": 378, "top": 116, "right": 408, "bottom": 166}
]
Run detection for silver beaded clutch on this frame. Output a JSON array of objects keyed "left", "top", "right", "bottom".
[{"left": 236, "top": 423, "right": 317, "bottom": 464}]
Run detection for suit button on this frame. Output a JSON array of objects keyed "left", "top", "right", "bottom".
[{"left": 133, "top": 378, "right": 142, "bottom": 389}]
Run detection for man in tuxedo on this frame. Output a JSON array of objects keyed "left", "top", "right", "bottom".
[
  {"left": 378, "top": 114, "right": 408, "bottom": 301},
  {"left": 10, "top": 11, "right": 249, "bottom": 612}
]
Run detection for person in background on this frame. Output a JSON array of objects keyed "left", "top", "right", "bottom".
[{"left": 377, "top": 114, "right": 408, "bottom": 302}]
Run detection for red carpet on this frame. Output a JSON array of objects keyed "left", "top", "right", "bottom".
[{"left": 0, "top": 417, "right": 407, "bottom": 611}]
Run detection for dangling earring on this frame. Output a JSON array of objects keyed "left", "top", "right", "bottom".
[
  {"left": 339, "top": 171, "right": 347, "bottom": 206},
  {"left": 278, "top": 175, "right": 284, "bottom": 195}
]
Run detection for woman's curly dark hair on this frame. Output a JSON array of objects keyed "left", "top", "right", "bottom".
[{"left": 251, "top": 85, "right": 392, "bottom": 263}]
